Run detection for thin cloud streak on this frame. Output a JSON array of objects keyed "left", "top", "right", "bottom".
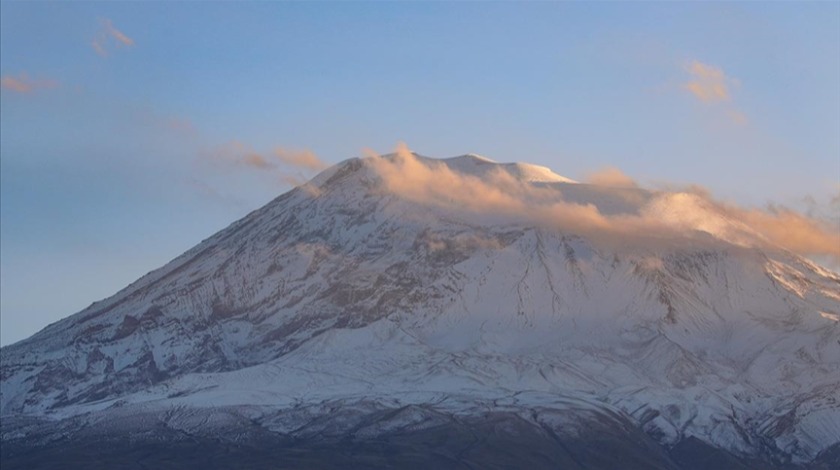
[
  {"left": 1, "top": 73, "right": 58, "bottom": 94},
  {"left": 204, "top": 140, "right": 326, "bottom": 193},
  {"left": 91, "top": 40, "right": 108, "bottom": 57},
  {"left": 103, "top": 19, "right": 134, "bottom": 46},
  {"left": 273, "top": 147, "right": 328, "bottom": 171},
  {"left": 210, "top": 140, "right": 269, "bottom": 170},
  {"left": 92, "top": 18, "right": 134, "bottom": 57},
  {"left": 242, "top": 153, "right": 273, "bottom": 169},
  {"left": 209, "top": 141, "right": 326, "bottom": 173}
]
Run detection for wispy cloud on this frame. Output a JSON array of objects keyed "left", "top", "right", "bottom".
[
  {"left": 273, "top": 147, "right": 328, "bottom": 171},
  {"left": 726, "top": 109, "right": 748, "bottom": 126},
  {"left": 242, "top": 153, "right": 273, "bottom": 169},
  {"left": 730, "top": 203, "right": 840, "bottom": 261},
  {"left": 91, "top": 41, "right": 107, "bottom": 57},
  {"left": 92, "top": 18, "right": 134, "bottom": 57},
  {"left": 205, "top": 140, "right": 326, "bottom": 192},
  {"left": 681, "top": 60, "right": 747, "bottom": 125},
  {"left": 165, "top": 117, "right": 196, "bottom": 136},
  {"left": 683, "top": 61, "right": 736, "bottom": 103},
  {"left": 210, "top": 140, "right": 269, "bottom": 169},
  {"left": 104, "top": 19, "right": 134, "bottom": 46},
  {"left": 182, "top": 119, "right": 331, "bottom": 201},
  {"left": 1, "top": 73, "right": 58, "bottom": 94}
]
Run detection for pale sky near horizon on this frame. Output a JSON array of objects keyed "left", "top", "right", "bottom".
[{"left": 1, "top": 2, "right": 839, "bottom": 345}]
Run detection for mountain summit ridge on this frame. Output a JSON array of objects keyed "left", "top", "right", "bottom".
[{"left": 2, "top": 153, "right": 838, "bottom": 468}]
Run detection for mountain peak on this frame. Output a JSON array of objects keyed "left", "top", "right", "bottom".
[
  {"left": 445, "top": 153, "right": 495, "bottom": 163},
  {"left": 3, "top": 151, "right": 838, "bottom": 468}
]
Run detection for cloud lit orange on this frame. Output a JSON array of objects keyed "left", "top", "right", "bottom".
[
  {"left": 584, "top": 166, "right": 638, "bottom": 188},
  {"left": 365, "top": 143, "right": 840, "bottom": 262},
  {"left": 92, "top": 18, "right": 134, "bottom": 57},
  {"left": 1, "top": 73, "right": 58, "bottom": 94},
  {"left": 273, "top": 148, "right": 328, "bottom": 171},
  {"left": 683, "top": 61, "right": 734, "bottom": 103}
]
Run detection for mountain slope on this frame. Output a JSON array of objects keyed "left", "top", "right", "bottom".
[{"left": 2, "top": 153, "right": 839, "bottom": 468}]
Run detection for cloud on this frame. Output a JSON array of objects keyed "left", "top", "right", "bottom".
[
  {"left": 729, "top": 205, "right": 840, "bottom": 261},
  {"left": 242, "top": 153, "right": 273, "bottom": 169},
  {"left": 209, "top": 141, "right": 326, "bottom": 173},
  {"left": 166, "top": 117, "right": 196, "bottom": 136},
  {"left": 681, "top": 60, "right": 749, "bottom": 125},
  {"left": 273, "top": 147, "right": 328, "bottom": 171},
  {"left": 367, "top": 143, "right": 642, "bottom": 244},
  {"left": 726, "top": 109, "right": 749, "bottom": 126},
  {"left": 1, "top": 73, "right": 58, "bottom": 94},
  {"left": 583, "top": 167, "right": 638, "bottom": 188},
  {"left": 683, "top": 61, "right": 736, "bottom": 103},
  {"left": 364, "top": 143, "right": 840, "bottom": 263},
  {"left": 92, "top": 18, "right": 134, "bottom": 57},
  {"left": 91, "top": 41, "right": 108, "bottom": 57},
  {"left": 205, "top": 141, "right": 326, "bottom": 194},
  {"left": 104, "top": 19, "right": 134, "bottom": 46},
  {"left": 210, "top": 140, "right": 270, "bottom": 169}
]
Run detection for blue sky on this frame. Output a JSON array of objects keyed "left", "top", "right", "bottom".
[{"left": 1, "top": 2, "right": 839, "bottom": 345}]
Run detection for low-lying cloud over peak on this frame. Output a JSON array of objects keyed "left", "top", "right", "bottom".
[
  {"left": 364, "top": 144, "right": 840, "bottom": 263},
  {"left": 583, "top": 167, "right": 638, "bottom": 188}
]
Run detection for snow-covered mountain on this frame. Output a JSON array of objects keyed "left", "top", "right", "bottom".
[{"left": 2, "top": 153, "right": 839, "bottom": 469}]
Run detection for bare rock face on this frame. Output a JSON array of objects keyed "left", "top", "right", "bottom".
[{"left": 2, "top": 154, "right": 838, "bottom": 469}]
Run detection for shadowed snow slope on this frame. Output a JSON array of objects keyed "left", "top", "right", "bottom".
[{"left": 2, "top": 154, "right": 838, "bottom": 468}]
